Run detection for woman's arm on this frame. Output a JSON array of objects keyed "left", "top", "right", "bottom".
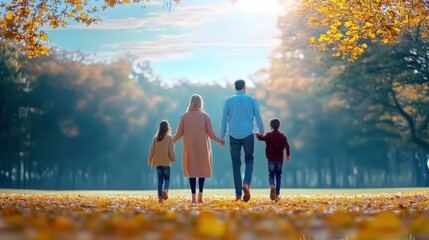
[
  {"left": 173, "top": 116, "right": 184, "bottom": 144},
  {"left": 206, "top": 115, "right": 224, "bottom": 146}
]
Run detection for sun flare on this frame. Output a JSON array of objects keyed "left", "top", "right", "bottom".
[{"left": 234, "top": 0, "right": 281, "bottom": 13}]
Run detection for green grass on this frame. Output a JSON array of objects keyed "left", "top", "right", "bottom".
[{"left": 0, "top": 188, "right": 428, "bottom": 196}]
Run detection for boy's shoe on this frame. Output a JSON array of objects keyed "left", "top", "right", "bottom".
[
  {"left": 270, "top": 185, "right": 276, "bottom": 200},
  {"left": 162, "top": 189, "right": 169, "bottom": 200},
  {"left": 242, "top": 184, "right": 251, "bottom": 202},
  {"left": 158, "top": 197, "right": 163, "bottom": 203},
  {"left": 235, "top": 196, "right": 242, "bottom": 201}
]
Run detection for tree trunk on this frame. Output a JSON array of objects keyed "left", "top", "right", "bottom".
[
  {"left": 391, "top": 90, "right": 429, "bottom": 152},
  {"left": 329, "top": 157, "right": 337, "bottom": 187},
  {"left": 291, "top": 167, "right": 297, "bottom": 187},
  {"left": 342, "top": 157, "right": 350, "bottom": 188},
  {"left": 419, "top": 149, "right": 429, "bottom": 187},
  {"left": 317, "top": 161, "right": 323, "bottom": 188}
]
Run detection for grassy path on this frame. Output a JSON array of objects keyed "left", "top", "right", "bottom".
[{"left": 1, "top": 187, "right": 428, "bottom": 196}]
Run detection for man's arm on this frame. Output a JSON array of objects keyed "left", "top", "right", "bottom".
[
  {"left": 255, "top": 133, "right": 267, "bottom": 141},
  {"left": 173, "top": 116, "right": 184, "bottom": 144},
  {"left": 219, "top": 100, "right": 228, "bottom": 141},
  {"left": 253, "top": 98, "right": 264, "bottom": 135}
]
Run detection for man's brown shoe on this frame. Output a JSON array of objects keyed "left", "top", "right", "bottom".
[
  {"left": 235, "top": 196, "right": 242, "bottom": 201},
  {"left": 242, "top": 184, "right": 251, "bottom": 202},
  {"left": 270, "top": 185, "right": 275, "bottom": 200},
  {"left": 162, "top": 189, "right": 169, "bottom": 200}
]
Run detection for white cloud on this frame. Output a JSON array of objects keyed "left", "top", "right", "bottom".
[
  {"left": 58, "top": 0, "right": 282, "bottom": 74},
  {"left": 97, "top": 33, "right": 195, "bottom": 61},
  {"left": 95, "top": 34, "right": 280, "bottom": 63},
  {"left": 70, "top": 5, "right": 230, "bottom": 30}
]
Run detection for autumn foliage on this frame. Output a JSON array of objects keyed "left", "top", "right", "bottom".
[
  {"left": 300, "top": 0, "right": 429, "bottom": 61},
  {"left": 1, "top": 191, "right": 429, "bottom": 239},
  {"left": 0, "top": 0, "right": 182, "bottom": 58}
]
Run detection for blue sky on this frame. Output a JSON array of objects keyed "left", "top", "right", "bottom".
[{"left": 47, "top": 0, "right": 283, "bottom": 85}]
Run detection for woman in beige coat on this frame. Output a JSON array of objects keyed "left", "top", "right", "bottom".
[{"left": 173, "top": 94, "right": 224, "bottom": 204}]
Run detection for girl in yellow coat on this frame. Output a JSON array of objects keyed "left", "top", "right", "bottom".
[{"left": 148, "top": 120, "right": 176, "bottom": 203}]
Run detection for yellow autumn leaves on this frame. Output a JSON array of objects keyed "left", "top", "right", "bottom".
[
  {"left": 0, "top": 0, "right": 143, "bottom": 58},
  {"left": 2, "top": 0, "right": 428, "bottom": 59},
  {"left": 300, "top": 0, "right": 429, "bottom": 61},
  {"left": 1, "top": 191, "right": 429, "bottom": 239}
]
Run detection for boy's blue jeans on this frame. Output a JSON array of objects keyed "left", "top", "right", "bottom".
[
  {"left": 230, "top": 134, "right": 254, "bottom": 197},
  {"left": 156, "top": 166, "right": 170, "bottom": 198},
  {"left": 268, "top": 161, "right": 283, "bottom": 195}
]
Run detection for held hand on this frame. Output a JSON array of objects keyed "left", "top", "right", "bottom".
[
  {"left": 254, "top": 132, "right": 260, "bottom": 138},
  {"left": 218, "top": 140, "right": 225, "bottom": 146},
  {"left": 286, "top": 156, "right": 290, "bottom": 162}
]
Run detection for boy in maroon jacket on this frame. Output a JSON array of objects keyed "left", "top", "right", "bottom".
[{"left": 255, "top": 118, "right": 291, "bottom": 201}]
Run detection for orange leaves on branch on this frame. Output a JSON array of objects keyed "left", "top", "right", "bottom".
[
  {"left": 300, "top": 0, "right": 429, "bottom": 61},
  {"left": 0, "top": 0, "right": 146, "bottom": 58}
]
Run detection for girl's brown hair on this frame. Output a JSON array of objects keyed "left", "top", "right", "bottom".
[{"left": 156, "top": 120, "right": 170, "bottom": 142}]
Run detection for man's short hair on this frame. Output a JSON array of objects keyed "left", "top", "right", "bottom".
[
  {"left": 235, "top": 79, "right": 246, "bottom": 90},
  {"left": 270, "top": 118, "right": 280, "bottom": 130}
]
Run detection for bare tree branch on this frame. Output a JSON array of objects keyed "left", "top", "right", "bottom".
[
  {"left": 390, "top": 88, "right": 429, "bottom": 151},
  {"left": 422, "top": 111, "right": 429, "bottom": 131}
]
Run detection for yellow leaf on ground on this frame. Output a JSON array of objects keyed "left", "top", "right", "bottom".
[{"left": 195, "top": 211, "right": 227, "bottom": 238}]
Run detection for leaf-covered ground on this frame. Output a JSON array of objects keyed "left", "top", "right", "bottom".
[{"left": 1, "top": 191, "right": 429, "bottom": 240}]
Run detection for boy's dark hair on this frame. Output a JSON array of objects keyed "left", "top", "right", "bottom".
[
  {"left": 270, "top": 118, "right": 280, "bottom": 130},
  {"left": 235, "top": 79, "right": 246, "bottom": 90}
]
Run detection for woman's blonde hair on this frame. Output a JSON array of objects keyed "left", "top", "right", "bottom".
[{"left": 187, "top": 94, "right": 204, "bottom": 112}]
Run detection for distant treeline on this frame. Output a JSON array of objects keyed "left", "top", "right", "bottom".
[{"left": 1, "top": 2, "right": 428, "bottom": 189}]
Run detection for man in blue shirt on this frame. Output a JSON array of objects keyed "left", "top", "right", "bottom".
[{"left": 220, "top": 79, "right": 264, "bottom": 202}]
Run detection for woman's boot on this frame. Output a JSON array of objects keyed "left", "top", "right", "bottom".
[{"left": 198, "top": 192, "right": 203, "bottom": 203}]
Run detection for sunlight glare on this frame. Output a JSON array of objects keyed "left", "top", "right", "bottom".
[{"left": 234, "top": 0, "right": 281, "bottom": 13}]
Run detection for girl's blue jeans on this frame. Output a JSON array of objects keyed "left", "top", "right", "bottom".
[{"left": 156, "top": 166, "right": 170, "bottom": 197}]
